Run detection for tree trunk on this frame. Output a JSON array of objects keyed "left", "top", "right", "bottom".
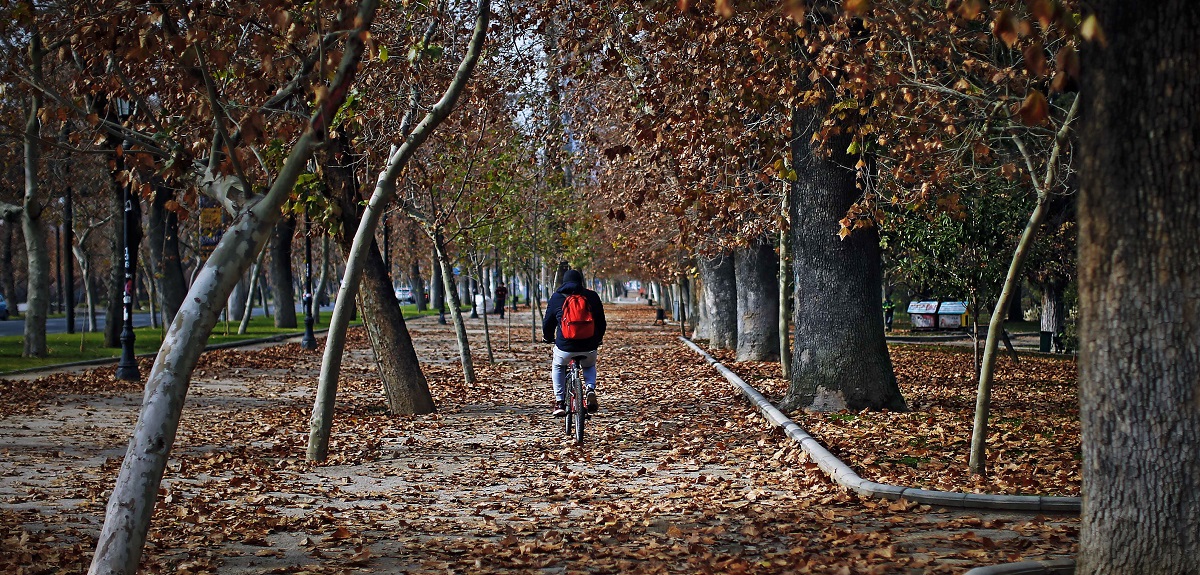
[
  {"left": 434, "top": 233, "right": 475, "bottom": 384},
  {"left": 412, "top": 257, "right": 427, "bottom": 311},
  {"left": 430, "top": 249, "right": 445, "bottom": 323},
  {"left": 1076, "top": 4, "right": 1200, "bottom": 573},
  {"left": 779, "top": 189, "right": 793, "bottom": 379},
  {"left": 968, "top": 95, "right": 1079, "bottom": 475},
  {"left": 238, "top": 245, "right": 268, "bottom": 334},
  {"left": 21, "top": 74, "right": 49, "bottom": 357},
  {"left": 781, "top": 105, "right": 904, "bottom": 412},
  {"left": 1006, "top": 282, "right": 1024, "bottom": 322},
  {"left": 103, "top": 183, "right": 126, "bottom": 348},
  {"left": 0, "top": 223, "right": 14, "bottom": 309},
  {"left": 226, "top": 276, "right": 249, "bottom": 322},
  {"left": 270, "top": 216, "right": 297, "bottom": 328},
  {"left": 356, "top": 240, "right": 434, "bottom": 414},
  {"left": 313, "top": 235, "right": 330, "bottom": 323},
  {"left": 735, "top": 239, "right": 780, "bottom": 361},
  {"left": 146, "top": 185, "right": 186, "bottom": 326},
  {"left": 1039, "top": 282, "right": 1064, "bottom": 353}
]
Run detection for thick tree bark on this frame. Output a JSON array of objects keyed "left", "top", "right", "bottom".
[
  {"left": 270, "top": 216, "right": 298, "bottom": 328},
  {"left": 781, "top": 106, "right": 904, "bottom": 412},
  {"left": 1076, "top": 4, "right": 1200, "bottom": 573},
  {"left": 735, "top": 240, "right": 780, "bottom": 361},
  {"left": 697, "top": 252, "right": 737, "bottom": 348},
  {"left": 147, "top": 185, "right": 187, "bottom": 325},
  {"left": 356, "top": 240, "right": 434, "bottom": 414}
]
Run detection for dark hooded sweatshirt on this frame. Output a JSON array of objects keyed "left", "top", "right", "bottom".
[{"left": 542, "top": 271, "right": 607, "bottom": 352}]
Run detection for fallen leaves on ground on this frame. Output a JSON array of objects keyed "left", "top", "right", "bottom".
[
  {"left": 720, "top": 345, "right": 1080, "bottom": 497},
  {"left": 1, "top": 307, "right": 1076, "bottom": 574}
]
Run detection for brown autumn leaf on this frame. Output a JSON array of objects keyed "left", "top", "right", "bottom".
[
  {"left": 957, "top": 0, "right": 985, "bottom": 20},
  {"left": 1014, "top": 89, "right": 1050, "bottom": 126},
  {"left": 992, "top": 8, "right": 1019, "bottom": 48},
  {"left": 844, "top": 0, "right": 870, "bottom": 16},
  {"left": 1023, "top": 42, "right": 1048, "bottom": 76}
]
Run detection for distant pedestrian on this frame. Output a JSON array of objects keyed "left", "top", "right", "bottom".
[
  {"left": 882, "top": 299, "right": 896, "bottom": 332},
  {"left": 494, "top": 283, "right": 508, "bottom": 318}
]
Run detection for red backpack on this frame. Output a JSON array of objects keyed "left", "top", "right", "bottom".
[{"left": 560, "top": 294, "right": 595, "bottom": 339}]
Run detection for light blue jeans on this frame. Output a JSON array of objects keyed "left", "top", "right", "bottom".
[{"left": 552, "top": 346, "right": 597, "bottom": 401}]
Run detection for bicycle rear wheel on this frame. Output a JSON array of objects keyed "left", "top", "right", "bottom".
[
  {"left": 571, "top": 365, "right": 585, "bottom": 445},
  {"left": 565, "top": 364, "right": 577, "bottom": 437},
  {"left": 573, "top": 380, "right": 585, "bottom": 445}
]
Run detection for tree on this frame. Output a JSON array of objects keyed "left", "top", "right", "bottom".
[
  {"left": 308, "top": 0, "right": 491, "bottom": 461},
  {"left": 783, "top": 104, "right": 905, "bottom": 412},
  {"left": 1076, "top": 3, "right": 1200, "bottom": 572},
  {"left": 84, "top": 1, "right": 381, "bottom": 570}
]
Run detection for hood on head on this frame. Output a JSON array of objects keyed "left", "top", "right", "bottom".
[{"left": 563, "top": 270, "right": 584, "bottom": 285}]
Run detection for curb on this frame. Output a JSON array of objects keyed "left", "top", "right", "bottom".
[
  {"left": 678, "top": 337, "right": 1081, "bottom": 514},
  {"left": 963, "top": 559, "right": 1077, "bottom": 575}
]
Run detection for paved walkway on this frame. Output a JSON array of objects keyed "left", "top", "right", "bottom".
[{"left": 0, "top": 305, "right": 1076, "bottom": 574}]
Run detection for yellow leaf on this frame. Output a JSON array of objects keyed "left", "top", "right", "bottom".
[{"left": 1080, "top": 14, "right": 1107, "bottom": 47}]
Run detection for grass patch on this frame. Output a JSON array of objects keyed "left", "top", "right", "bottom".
[{"left": 0, "top": 303, "right": 469, "bottom": 374}]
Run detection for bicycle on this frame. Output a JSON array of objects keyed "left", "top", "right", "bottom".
[{"left": 563, "top": 355, "right": 589, "bottom": 445}]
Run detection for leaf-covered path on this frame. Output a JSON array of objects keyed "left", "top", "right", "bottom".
[{"left": 1, "top": 305, "right": 1076, "bottom": 574}]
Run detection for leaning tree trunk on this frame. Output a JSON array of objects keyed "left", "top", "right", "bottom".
[
  {"left": 1076, "top": 3, "right": 1200, "bottom": 573},
  {"left": 698, "top": 252, "right": 737, "bottom": 349},
  {"left": 356, "top": 240, "right": 434, "bottom": 414},
  {"left": 147, "top": 184, "right": 187, "bottom": 326},
  {"left": 270, "top": 216, "right": 298, "bottom": 328},
  {"left": 735, "top": 239, "right": 780, "bottom": 361},
  {"left": 86, "top": 8, "right": 377, "bottom": 571},
  {"left": 323, "top": 130, "right": 435, "bottom": 415},
  {"left": 968, "top": 95, "right": 1079, "bottom": 475},
  {"left": 434, "top": 233, "right": 475, "bottom": 384},
  {"left": 308, "top": 0, "right": 488, "bottom": 461},
  {"left": 781, "top": 105, "right": 904, "bottom": 413}
]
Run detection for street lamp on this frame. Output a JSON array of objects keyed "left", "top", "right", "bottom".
[
  {"left": 115, "top": 179, "right": 140, "bottom": 380},
  {"left": 301, "top": 214, "right": 317, "bottom": 350}
]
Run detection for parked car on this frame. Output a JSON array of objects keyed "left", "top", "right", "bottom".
[
  {"left": 0, "top": 294, "right": 8, "bottom": 320},
  {"left": 395, "top": 287, "right": 415, "bottom": 304}
]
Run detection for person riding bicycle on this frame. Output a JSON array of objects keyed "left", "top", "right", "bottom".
[{"left": 542, "top": 269, "right": 606, "bottom": 417}]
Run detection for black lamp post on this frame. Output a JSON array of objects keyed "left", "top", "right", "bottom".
[
  {"left": 64, "top": 188, "right": 75, "bottom": 334},
  {"left": 301, "top": 215, "right": 317, "bottom": 350},
  {"left": 115, "top": 179, "right": 140, "bottom": 380}
]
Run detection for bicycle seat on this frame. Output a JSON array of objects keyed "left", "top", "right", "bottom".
[{"left": 571, "top": 355, "right": 589, "bottom": 362}]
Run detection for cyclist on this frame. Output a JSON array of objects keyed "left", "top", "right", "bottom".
[{"left": 542, "top": 269, "right": 606, "bottom": 417}]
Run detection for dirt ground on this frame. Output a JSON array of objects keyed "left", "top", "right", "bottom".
[{"left": 1, "top": 304, "right": 1077, "bottom": 574}]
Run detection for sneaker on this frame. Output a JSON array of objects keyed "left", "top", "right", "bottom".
[
  {"left": 552, "top": 400, "right": 566, "bottom": 417},
  {"left": 586, "top": 390, "right": 598, "bottom": 413}
]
